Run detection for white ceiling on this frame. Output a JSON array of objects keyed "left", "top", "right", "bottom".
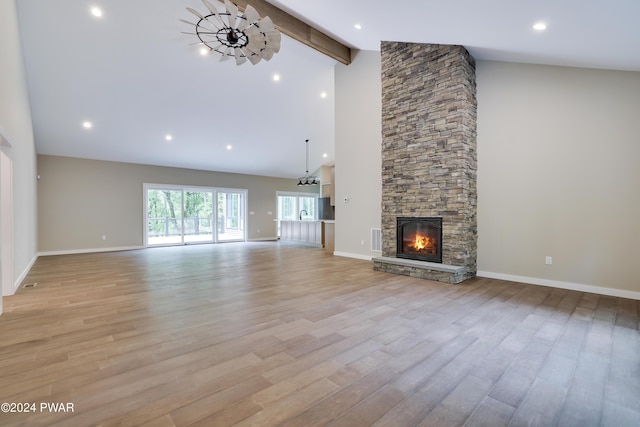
[{"left": 16, "top": 0, "right": 640, "bottom": 179}]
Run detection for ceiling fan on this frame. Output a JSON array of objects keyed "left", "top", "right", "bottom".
[{"left": 181, "top": 0, "right": 281, "bottom": 65}]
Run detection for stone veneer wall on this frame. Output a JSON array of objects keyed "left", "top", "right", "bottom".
[{"left": 376, "top": 42, "right": 477, "bottom": 283}]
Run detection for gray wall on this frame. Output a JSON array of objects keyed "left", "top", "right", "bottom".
[
  {"left": 334, "top": 52, "right": 640, "bottom": 296},
  {"left": 38, "top": 155, "right": 318, "bottom": 253},
  {"left": 0, "top": 0, "right": 38, "bottom": 301},
  {"left": 476, "top": 61, "right": 640, "bottom": 294},
  {"left": 334, "top": 51, "right": 383, "bottom": 259}
]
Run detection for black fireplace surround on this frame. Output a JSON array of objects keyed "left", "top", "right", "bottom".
[{"left": 397, "top": 217, "right": 443, "bottom": 263}]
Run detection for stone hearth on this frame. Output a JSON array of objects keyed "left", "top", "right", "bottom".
[{"left": 373, "top": 42, "right": 477, "bottom": 284}]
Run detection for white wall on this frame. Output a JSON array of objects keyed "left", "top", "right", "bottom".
[
  {"left": 476, "top": 61, "right": 640, "bottom": 297},
  {"left": 0, "top": 0, "right": 39, "bottom": 304},
  {"left": 334, "top": 51, "right": 382, "bottom": 259}
]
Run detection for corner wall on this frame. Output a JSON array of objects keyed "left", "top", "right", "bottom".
[{"left": 0, "top": 0, "right": 38, "bottom": 302}]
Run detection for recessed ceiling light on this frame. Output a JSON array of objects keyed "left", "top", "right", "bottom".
[
  {"left": 83, "top": 121, "right": 93, "bottom": 129},
  {"left": 273, "top": 74, "right": 280, "bottom": 82},
  {"left": 323, "top": 153, "right": 328, "bottom": 158},
  {"left": 200, "top": 47, "right": 208, "bottom": 56},
  {"left": 320, "top": 92, "right": 327, "bottom": 99},
  {"left": 91, "top": 7, "right": 102, "bottom": 17},
  {"left": 354, "top": 23, "right": 362, "bottom": 30},
  {"left": 533, "top": 22, "right": 547, "bottom": 31},
  {"left": 226, "top": 145, "right": 232, "bottom": 150},
  {"left": 165, "top": 134, "right": 173, "bottom": 141}
]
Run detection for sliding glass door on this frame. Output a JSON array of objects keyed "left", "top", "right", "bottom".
[
  {"left": 217, "top": 191, "right": 245, "bottom": 242},
  {"left": 146, "top": 188, "right": 183, "bottom": 245},
  {"left": 184, "top": 190, "right": 214, "bottom": 243},
  {"left": 145, "top": 184, "right": 246, "bottom": 246}
]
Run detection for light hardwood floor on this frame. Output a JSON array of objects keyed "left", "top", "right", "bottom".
[{"left": 1, "top": 242, "right": 639, "bottom": 426}]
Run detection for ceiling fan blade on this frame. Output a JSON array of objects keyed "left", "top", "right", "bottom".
[
  {"left": 243, "top": 5, "right": 260, "bottom": 24},
  {"left": 267, "top": 32, "right": 281, "bottom": 52},
  {"left": 237, "top": 19, "right": 249, "bottom": 32},
  {"left": 258, "top": 16, "right": 275, "bottom": 33},
  {"left": 246, "top": 52, "right": 261, "bottom": 65},
  {"left": 202, "top": 17, "right": 222, "bottom": 31},
  {"left": 238, "top": 5, "right": 259, "bottom": 31},
  {"left": 260, "top": 49, "right": 275, "bottom": 61},
  {"left": 219, "top": 47, "right": 233, "bottom": 61},
  {"left": 246, "top": 29, "right": 264, "bottom": 41},
  {"left": 201, "top": 0, "right": 226, "bottom": 27},
  {"left": 186, "top": 7, "right": 206, "bottom": 21},
  {"left": 243, "top": 25, "right": 260, "bottom": 38},
  {"left": 247, "top": 38, "right": 265, "bottom": 54},
  {"left": 224, "top": 0, "right": 238, "bottom": 28},
  {"left": 179, "top": 19, "right": 198, "bottom": 27},
  {"left": 235, "top": 48, "right": 247, "bottom": 65},
  {"left": 207, "top": 42, "right": 223, "bottom": 52}
]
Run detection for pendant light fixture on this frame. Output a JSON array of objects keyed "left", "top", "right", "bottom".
[{"left": 297, "top": 139, "right": 318, "bottom": 186}]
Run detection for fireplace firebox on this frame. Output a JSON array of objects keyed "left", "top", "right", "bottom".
[{"left": 397, "top": 217, "right": 442, "bottom": 263}]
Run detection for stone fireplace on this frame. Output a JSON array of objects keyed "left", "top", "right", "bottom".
[{"left": 373, "top": 42, "right": 477, "bottom": 284}]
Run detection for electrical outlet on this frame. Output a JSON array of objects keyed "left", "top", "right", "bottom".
[
  {"left": 360, "top": 240, "right": 365, "bottom": 246},
  {"left": 257, "top": 229, "right": 260, "bottom": 233},
  {"left": 102, "top": 235, "right": 107, "bottom": 240},
  {"left": 545, "top": 256, "right": 552, "bottom": 265}
]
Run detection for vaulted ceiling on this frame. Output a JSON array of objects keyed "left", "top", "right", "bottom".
[{"left": 16, "top": 0, "right": 640, "bottom": 179}]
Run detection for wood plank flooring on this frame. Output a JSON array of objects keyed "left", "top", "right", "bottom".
[{"left": 1, "top": 242, "right": 639, "bottom": 426}]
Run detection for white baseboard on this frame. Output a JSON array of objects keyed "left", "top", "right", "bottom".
[
  {"left": 333, "top": 251, "right": 374, "bottom": 261},
  {"left": 477, "top": 270, "right": 640, "bottom": 301},
  {"left": 14, "top": 253, "right": 38, "bottom": 294},
  {"left": 38, "top": 246, "right": 144, "bottom": 257}
]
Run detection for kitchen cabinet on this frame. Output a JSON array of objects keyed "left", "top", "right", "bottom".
[{"left": 280, "top": 221, "right": 323, "bottom": 246}]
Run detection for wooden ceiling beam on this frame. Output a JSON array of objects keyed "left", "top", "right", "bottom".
[{"left": 217, "top": 0, "right": 352, "bottom": 65}]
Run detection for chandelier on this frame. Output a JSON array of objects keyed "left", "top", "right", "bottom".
[
  {"left": 297, "top": 139, "right": 318, "bottom": 186},
  {"left": 182, "top": 0, "right": 281, "bottom": 65}
]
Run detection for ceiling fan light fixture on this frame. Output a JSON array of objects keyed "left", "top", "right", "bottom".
[{"left": 182, "top": 0, "right": 281, "bottom": 66}]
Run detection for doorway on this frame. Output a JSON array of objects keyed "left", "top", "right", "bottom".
[{"left": 144, "top": 184, "right": 246, "bottom": 246}]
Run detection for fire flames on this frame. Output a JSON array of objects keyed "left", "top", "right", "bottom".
[{"left": 409, "top": 232, "right": 436, "bottom": 253}]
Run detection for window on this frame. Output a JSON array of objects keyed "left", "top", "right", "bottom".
[
  {"left": 299, "top": 196, "right": 316, "bottom": 220},
  {"left": 276, "top": 192, "right": 318, "bottom": 236},
  {"left": 144, "top": 184, "right": 247, "bottom": 246}
]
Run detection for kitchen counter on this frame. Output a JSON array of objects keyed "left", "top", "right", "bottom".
[{"left": 280, "top": 220, "right": 332, "bottom": 248}]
